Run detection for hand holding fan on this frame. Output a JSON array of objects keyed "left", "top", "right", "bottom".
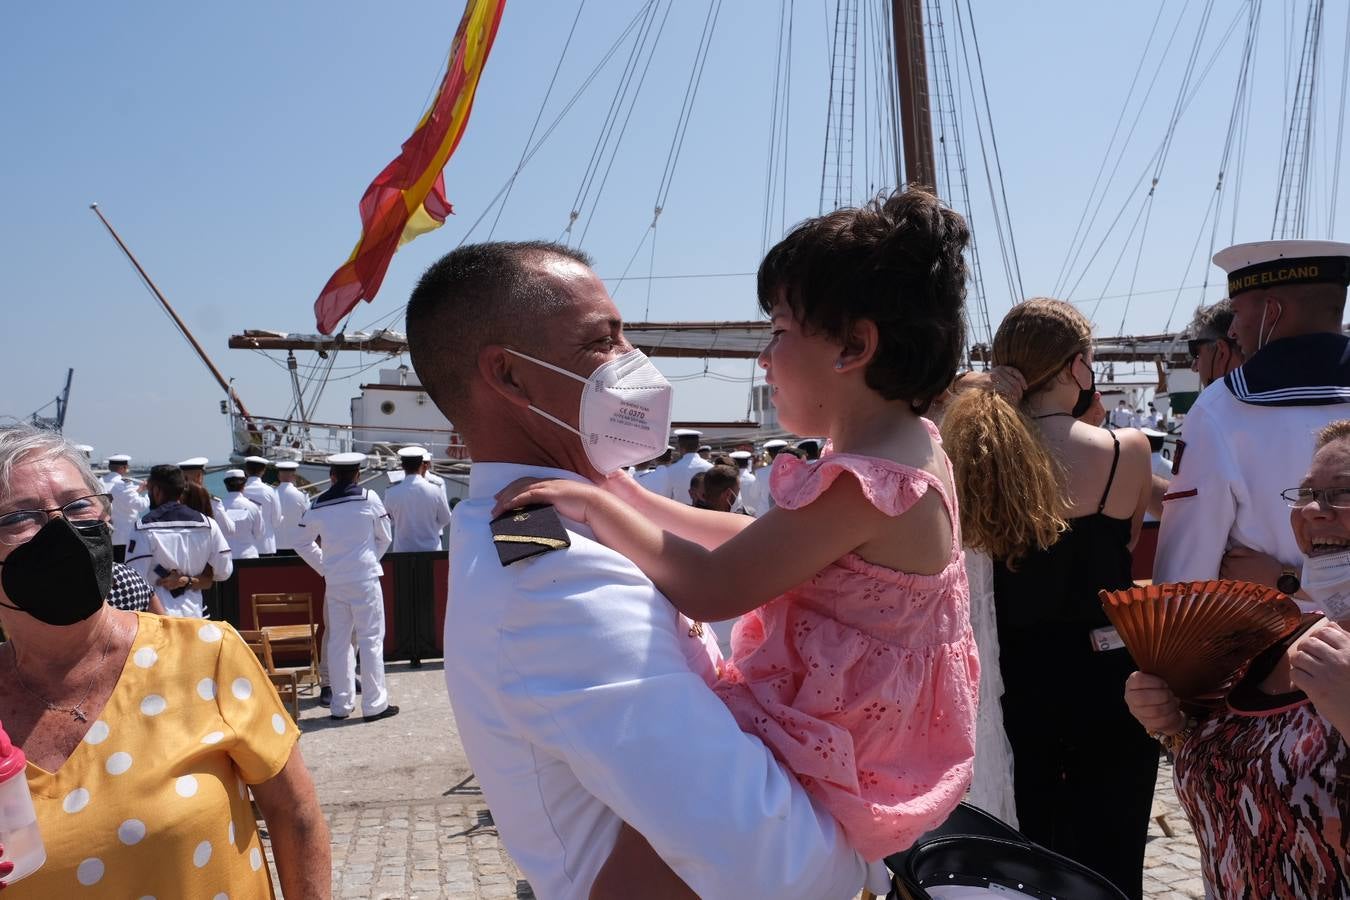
[{"left": 1099, "top": 580, "right": 1302, "bottom": 704}]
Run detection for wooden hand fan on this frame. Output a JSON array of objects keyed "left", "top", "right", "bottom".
[{"left": 1099, "top": 580, "right": 1302, "bottom": 704}]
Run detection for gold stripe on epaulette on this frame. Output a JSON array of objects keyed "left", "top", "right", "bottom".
[{"left": 492, "top": 535, "right": 568, "bottom": 549}]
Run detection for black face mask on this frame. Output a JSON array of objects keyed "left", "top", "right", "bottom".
[
  {"left": 0, "top": 517, "right": 113, "bottom": 626},
  {"left": 1069, "top": 357, "right": 1096, "bottom": 419}
]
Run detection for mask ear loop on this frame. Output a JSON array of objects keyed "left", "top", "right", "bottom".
[{"left": 1257, "top": 300, "right": 1284, "bottom": 350}]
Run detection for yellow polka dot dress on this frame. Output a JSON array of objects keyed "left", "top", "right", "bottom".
[{"left": 14, "top": 613, "right": 299, "bottom": 898}]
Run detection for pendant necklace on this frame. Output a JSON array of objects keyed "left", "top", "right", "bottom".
[{"left": 9, "top": 616, "right": 116, "bottom": 723}]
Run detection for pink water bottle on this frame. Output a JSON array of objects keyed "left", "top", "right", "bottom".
[{"left": 0, "top": 723, "right": 44, "bottom": 884}]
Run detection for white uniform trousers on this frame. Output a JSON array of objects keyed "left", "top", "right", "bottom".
[
  {"left": 324, "top": 578, "right": 389, "bottom": 717},
  {"left": 316, "top": 597, "right": 357, "bottom": 688}
]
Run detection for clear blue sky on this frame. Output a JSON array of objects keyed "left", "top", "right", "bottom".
[{"left": 3, "top": 1, "right": 1346, "bottom": 462}]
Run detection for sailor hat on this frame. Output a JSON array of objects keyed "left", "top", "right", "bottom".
[
  {"left": 224, "top": 469, "right": 246, "bottom": 479},
  {"left": 795, "top": 438, "right": 822, "bottom": 451},
  {"left": 698, "top": 445, "right": 712, "bottom": 453},
  {"left": 729, "top": 450, "right": 752, "bottom": 460},
  {"left": 107, "top": 454, "right": 132, "bottom": 464},
  {"left": 387, "top": 470, "right": 406, "bottom": 484},
  {"left": 244, "top": 455, "right": 269, "bottom": 466},
  {"left": 672, "top": 428, "right": 703, "bottom": 438},
  {"left": 763, "top": 439, "right": 789, "bottom": 450},
  {"left": 398, "top": 446, "right": 432, "bottom": 460},
  {"left": 74, "top": 444, "right": 94, "bottom": 455},
  {"left": 1214, "top": 240, "right": 1350, "bottom": 298},
  {"left": 274, "top": 461, "right": 299, "bottom": 471},
  {"left": 326, "top": 452, "right": 366, "bottom": 468},
  {"left": 178, "top": 457, "right": 208, "bottom": 469}
]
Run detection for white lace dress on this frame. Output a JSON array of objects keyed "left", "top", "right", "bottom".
[{"left": 962, "top": 548, "right": 1018, "bottom": 827}]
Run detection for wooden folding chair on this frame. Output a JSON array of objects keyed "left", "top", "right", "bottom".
[
  {"left": 239, "top": 628, "right": 301, "bottom": 721},
  {"left": 248, "top": 592, "right": 321, "bottom": 692}
]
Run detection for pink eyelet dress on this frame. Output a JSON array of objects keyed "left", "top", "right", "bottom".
[{"left": 714, "top": 423, "right": 980, "bottom": 862}]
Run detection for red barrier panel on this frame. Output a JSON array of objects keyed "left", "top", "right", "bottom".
[{"left": 232, "top": 558, "right": 398, "bottom": 657}]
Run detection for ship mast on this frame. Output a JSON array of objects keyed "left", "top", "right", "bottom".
[
  {"left": 892, "top": 0, "right": 936, "bottom": 191},
  {"left": 90, "top": 203, "right": 255, "bottom": 425}
]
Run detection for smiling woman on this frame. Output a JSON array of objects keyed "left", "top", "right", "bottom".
[
  {"left": 0, "top": 424, "right": 332, "bottom": 897},
  {"left": 1126, "top": 419, "right": 1350, "bottom": 896}
]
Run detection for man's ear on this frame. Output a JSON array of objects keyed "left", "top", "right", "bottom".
[
  {"left": 478, "top": 346, "right": 532, "bottom": 409},
  {"left": 835, "top": 319, "right": 878, "bottom": 373}
]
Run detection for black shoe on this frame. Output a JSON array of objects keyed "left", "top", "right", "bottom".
[
  {"left": 319, "top": 686, "right": 333, "bottom": 706},
  {"left": 355, "top": 682, "right": 362, "bottom": 694},
  {"left": 366, "top": 705, "right": 400, "bottom": 722},
  {"left": 329, "top": 713, "right": 349, "bottom": 721}
]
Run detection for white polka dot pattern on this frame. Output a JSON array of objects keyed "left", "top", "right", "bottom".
[
  {"left": 140, "top": 695, "right": 167, "bottom": 717},
  {"left": 198, "top": 623, "right": 222, "bottom": 642},
  {"left": 76, "top": 857, "right": 104, "bottom": 885},
  {"left": 133, "top": 647, "right": 158, "bottom": 668},
  {"left": 249, "top": 847, "right": 262, "bottom": 871},
  {"left": 63, "top": 788, "right": 91, "bottom": 814},
  {"left": 84, "top": 720, "right": 110, "bottom": 745},
  {"left": 117, "top": 819, "right": 146, "bottom": 845},
  {"left": 105, "top": 752, "right": 133, "bottom": 776},
  {"left": 193, "top": 840, "right": 212, "bottom": 868},
  {"left": 230, "top": 678, "right": 253, "bottom": 701},
  {"left": 175, "top": 775, "right": 199, "bottom": 798},
  {"left": 271, "top": 713, "right": 286, "bottom": 735},
  {"left": 201, "top": 731, "right": 225, "bottom": 745},
  {"left": 197, "top": 678, "right": 216, "bottom": 701},
  {"left": 228, "top": 821, "right": 235, "bottom": 846}
]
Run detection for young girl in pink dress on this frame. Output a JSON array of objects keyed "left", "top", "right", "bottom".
[{"left": 497, "top": 187, "right": 979, "bottom": 887}]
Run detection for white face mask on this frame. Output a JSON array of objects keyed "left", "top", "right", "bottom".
[
  {"left": 1300, "top": 550, "right": 1350, "bottom": 620},
  {"left": 506, "top": 348, "right": 674, "bottom": 475}
]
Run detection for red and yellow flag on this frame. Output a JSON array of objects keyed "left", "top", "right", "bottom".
[{"left": 314, "top": 0, "right": 506, "bottom": 334}]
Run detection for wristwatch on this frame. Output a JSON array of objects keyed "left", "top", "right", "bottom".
[{"left": 1276, "top": 567, "right": 1300, "bottom": 596}]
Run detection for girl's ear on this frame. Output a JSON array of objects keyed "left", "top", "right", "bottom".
[{"left": 835, "top": 319, "right": 879, "bottom": 373}]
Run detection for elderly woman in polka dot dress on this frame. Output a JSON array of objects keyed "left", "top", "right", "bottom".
[{"left": 0, "top": 425, "right": 330, "bottom": 896}]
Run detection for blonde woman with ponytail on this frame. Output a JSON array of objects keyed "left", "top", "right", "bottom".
[{"left": 943, "top": 299, "right": 1156, "bottom": 900}]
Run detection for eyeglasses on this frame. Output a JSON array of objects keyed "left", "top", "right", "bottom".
[
  {"left": 1187, "top": 339, "right": 1216, "bottom": 361},
  {"left": 1281, "top": 487, "right": 1350, "bottom": 510},
  {"left": 0, "top": 493, "right": 112, "bottom": 546}
]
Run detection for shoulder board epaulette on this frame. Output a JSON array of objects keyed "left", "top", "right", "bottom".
[{"left": 489, "top": 504, "right": 570, "bottom": 566}]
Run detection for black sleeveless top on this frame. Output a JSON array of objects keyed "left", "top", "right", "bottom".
[{"left": 993, "top": 431, "right": 1134, "bottom": 632}]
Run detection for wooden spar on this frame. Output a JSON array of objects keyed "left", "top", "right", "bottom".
[
  {"left": 89, "top": 203, "right": 254, "bottom": 424},
  {"left": 892, "top": 0, "right": 937, "bottom": 191}
]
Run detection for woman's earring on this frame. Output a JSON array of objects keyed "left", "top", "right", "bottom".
[{"left": 834, "top": 360, "right": 844, "bottom": 370}]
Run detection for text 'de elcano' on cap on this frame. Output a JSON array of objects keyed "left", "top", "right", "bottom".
[{"left": 1214, "top": 240, "right": 1350, "bottom": 298}]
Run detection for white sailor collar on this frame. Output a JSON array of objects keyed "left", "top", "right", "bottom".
[{"left": 1225, "top": 332, "right": 1350, "bottom": 407}]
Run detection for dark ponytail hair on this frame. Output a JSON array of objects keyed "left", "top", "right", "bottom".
[{"left": 757, "top": 186, "right": 970, "bottom": 414}]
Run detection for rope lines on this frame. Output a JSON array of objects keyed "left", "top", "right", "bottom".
[{"left": 1272, "top": 0, "right": 1326, "bottom": 239}]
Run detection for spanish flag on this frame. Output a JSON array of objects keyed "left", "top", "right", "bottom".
[{"left": 314, "top": 0, "right": 506, "bottom": 335}]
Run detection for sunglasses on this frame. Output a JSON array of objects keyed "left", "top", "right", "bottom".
[{"left": 1187, "top": 338, "right": 1230, "bottom": 361}]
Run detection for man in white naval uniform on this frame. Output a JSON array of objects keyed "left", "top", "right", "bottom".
[
  {"left": 242, "top": 456, "right": 283, "bottom": 554},
  {"left": 635, "top": 445, "right": 673, "bottom": 496},
  {"left": 406, "top": 240, "right": 883, "bottom": 900},
  {"left": 294, "top": 452, "right": 398, "bottom": 722},
  {"left": 663, "top": 428, "right": 712, "bottom": 505},
  {"left": 384, "top": 446, "right": 453, "bottom": 552},
  {"left": 219, "top": 469, "right": 266, "bottom": 559},
  {"left": 102, "top": 453, "right": 148, "bottom": 563},
  {"left": 750, "top": 438, "right": 788, "bottom": 515},
  {"left": 177, "top": 456, "right": 236, "bottom": 543},
  {"left": 728, "top": 450, "right": 757, "bottom": 516},
  {"left": 1155, "top": 240, "right": 1350, "bottom": 610},
  {"left": 273, "top": 460, "right": 309, "bottom": 554},
  {"left": 126, "top": 464, "right": 233, "bottom": 618}
]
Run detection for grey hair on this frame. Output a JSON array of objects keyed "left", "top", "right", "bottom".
[
  {"left": 0, "top": 424, "right": 103, "bottom": 504},
  {"left": 1187, "top": 299, "right": 1236, "bottom": 342}
]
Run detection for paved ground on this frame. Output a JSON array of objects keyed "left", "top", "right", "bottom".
[{"left": 261, "top": 662, "right": 1205, "bottom": 899}]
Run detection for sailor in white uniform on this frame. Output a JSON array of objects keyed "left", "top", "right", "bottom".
[
  {"left": 663, "top": 428, "right": 712, "bottom": 504},
  {"left": 242, "top": 455, "right": 283, "bottom": 554},
  {"left": 294, "top": 452, "right": 398, "bottom": 722},
  {"left": 102, "top": 453, "right": 148, "bottom": 562},
  {"left": 384, "top": 446, "right": 453, "bottom": 552},
  {"left": 273, "top": 460, "right": 309, "bottom": 554},
  {"left": 126, "top": 463, "right": 233, "bottom": 618},
  {"left": 751, "top": 438, "right": 789, "bottom": 515},
  {"left": 1155, "top": 239, "right": 1350, "bottom": 609},
  {"left": 219, "top": 469, "right": 266, "bottom": 559},
  {"left": 177, "top": 456, "right": 235, "bottom": 542},
  {"left": 635, "top": 445, "right": 674, "bottom": 496},
  {"left": 728, "top": 450, "right": 758, "bottom": 516}
]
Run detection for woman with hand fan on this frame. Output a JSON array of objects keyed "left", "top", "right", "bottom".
[
  {"left": 1125, "top": 420, "right": 1350, "bottom": 896},
  {"left": 943, "top": 300, "right": 1157, "bottom": 900}
]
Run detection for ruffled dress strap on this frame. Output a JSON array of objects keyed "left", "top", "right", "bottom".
[{"left": 769, "top": 422, "right": 959, "bottom": 548}]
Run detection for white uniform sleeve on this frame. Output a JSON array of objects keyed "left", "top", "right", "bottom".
[
  {"left": 266, "top": 488, "right": 283, "bottom": 532},
  {"left": 369, "top": 492, "right": 393, "bottom": 558},
  {"left": 435, "top": 487, "right": 453, "bottom": 533},
  {"left": 207, "top": 518, "right": 233, "bottom": 582},
  {"left": 1153, "top": 402, "right": 1238, "bottom": 583},
  {"left": 293, "top": 508, "right": 324, "bottom": 574},
  {"left": 496, "top": 546, "right": 866, "bottom": 899},
  {"left": 251, "top": 505, "right": 267, "bottom": 549},
  {"left": 211, "top": 497, "right": 236, "bottom": 540}
]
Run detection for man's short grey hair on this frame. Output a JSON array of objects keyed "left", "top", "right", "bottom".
[
  {"left": 1187, "top": 299, "right": 1236, "bottom": 342},
  {"left": 0, "top": 424, "right": 103, "bottom": 504}
]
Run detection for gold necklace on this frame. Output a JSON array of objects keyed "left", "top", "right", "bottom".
[{"left": 8, "top": 616, "right": 117, "bottom": 723}]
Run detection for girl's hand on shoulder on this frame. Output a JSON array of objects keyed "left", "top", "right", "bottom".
[
  {"left": 1290, "top": 621, "right": 1350, "bottom": 729},
  {"left": 492, "top": 478, "right": 605, "bottom": 525}
]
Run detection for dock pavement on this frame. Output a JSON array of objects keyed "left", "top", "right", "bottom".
[{"left": 263, "top": 661, "right": 1206, "bottom": 899}]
